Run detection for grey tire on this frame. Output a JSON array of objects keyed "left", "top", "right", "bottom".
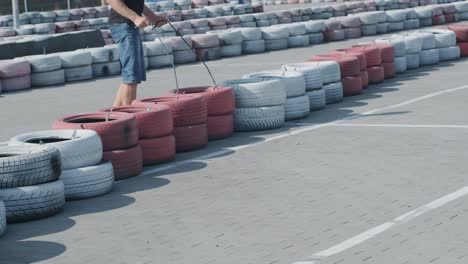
[
  {"left": 31, "top": 69, "right": 65, "bottom": 87},
  {"left": 9, "top": 129, "right": 103, "bottom": 170},
  {"left": 64, "top": 65, "right": 93, "bottom": 82},
  {"left": 61, "top": 161, "right": 114, "bottom": 201},
  {"left": 234, "top": 105, "right": 285, "bottom": 132},
  {"left": 419, "top": 48, "right": 440, "bottom": 66},
  {"left": 439, "top": 46, "right": 460, "bottom": 61},
  {"left": 323, "top": 82, "right": 344, "bottom": 104},
  {"left": 307, "top": 88, "right": 327, "bottom": 111},
  {"left": 285, "top": 95, "right": 310, "bottom": 120},
  {"left": 0, "top": 180, "right": 65, "bottom": 223}
]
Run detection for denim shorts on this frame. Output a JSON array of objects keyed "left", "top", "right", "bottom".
[{"left": 109, "top": 23, "right": 146, "bottom": 84}]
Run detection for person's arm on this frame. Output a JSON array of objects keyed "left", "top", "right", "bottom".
[
  {"left": 143, "top": 5, "right": 168, "bottom": 27},
  {"left": 107, "top": 0, "right": 148, "bottom": 28}
]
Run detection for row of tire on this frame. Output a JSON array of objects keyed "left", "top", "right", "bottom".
[
  {"left": 1, "top": 23, "right": 467, "bottom": 237},
  {"left": 261, "top": 0, "right": 458, "bottom": 6}
]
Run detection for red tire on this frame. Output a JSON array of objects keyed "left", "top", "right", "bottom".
[
  {"left": 341, "top": 76, "right": 363, "bottom": 96},
  {"left": 457, "top": 42, "right": 468, "bottom": 57},
  {"left": 350, "top": 45, "right": 382, "bottom": 67},
  {"left": 372, "top": 43, "right": 394, "bottom": 63},
  {"left": 52, "top": 112, "right": 138, "bottom": 151},
  {"left": 308, "top": 55, "right": 360, "bottom": 77},
  {"left": 382, "top": 62, "right": 396, "bottom": 79},
  {"left": 100, "top": 105, "right": 173, "bottom": 139},
  {"left": 139, "top": 135, "right": 176, "bottom": 166},
  {"left": 102, "top": 144, "right": 143, "bottom": 180},
  {"left": 445, "top": 13, "right": 456, "bottom": 23},
  {"left": 168, "top": 86, "right": 235, "bottom": 116},
  {"left": 448, "top": 24, "right": 468, "bottom": 42},
  {"left": 329, "top": 49, "right": 367, "bottom": 70},
  {"left": 133, "top": 94, "right": 207, "bottom": 127},
  {"left": 173, "top": 123, "right": 208, "bottom": 152},
  {"left": 207, "top": 114, "right": 234, "bottom": 140},
  {"left": 360, "top": 70, "right": 369, "bottom": 89},
  {"left": 367, "top": 66, "right": 385, "bottom": 84},
  {"left": 432, "top": 15, "right": 445, "bottom": 25}
]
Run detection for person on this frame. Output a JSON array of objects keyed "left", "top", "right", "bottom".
[{"left": 107, "top": 0, "right": 168, "bottom": 106}]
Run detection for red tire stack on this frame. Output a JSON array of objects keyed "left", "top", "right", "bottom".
[
  {"left": 307, "top": 54, "right": 363, "bottom": 96},
  {"left": 447, "top": 24, "right": 468, "bottom": 57},
  {"left": 432, "top": 6, "right": 445, "bottom": 25},
  {"left": 349, "top": 44, "right": 385, "bottom": 84},
  {"left": 442, "top": 4, "right": 457, "bottom": 23},
  {"left": 167, "top": 86, "right": 236, "bottom": 140},
  {"left": 52, "top": 112, "right": 142, "bottom": 180},
  {"left": 100, "top": 105, "right": 176, "bottom": 166},
  {"left": 329, "top": 49, "right": 369, "bottom": 89},
  {"left": 133, "top": 94, "right": 208, "bottom": 152},
  {"left": 364, "top": 43, "right": 396, "bottom": 79}
]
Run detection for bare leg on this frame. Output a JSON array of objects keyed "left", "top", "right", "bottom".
[
  {"left": 113, "top": 85, "right": 123, "bottom": 107},
  {"left": 120, "top": 83, "right": 138, "bottom": 106}
]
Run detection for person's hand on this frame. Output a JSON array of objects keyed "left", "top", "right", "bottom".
[
  {"left": 152, "top": 15, "right": 169, "bottom": 27},
  {"left": 133, "top": 16, "right": 148, "bottom": 28}
]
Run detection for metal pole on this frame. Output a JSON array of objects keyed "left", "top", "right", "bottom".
[
  {"left": 12, "top": 0, "right": 20, "bottom": 29},
  {"left": 101, "top": 0, "right": 107, "bottom": 6},
  {"left": 67, "top": 0, "right": 71, "bottom": 10},
  {"left": 24, "top": 0, "right": 28, "bottom": 13}
]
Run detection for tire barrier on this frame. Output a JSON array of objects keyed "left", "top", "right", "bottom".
[
  {"left": 0, "top": 201, "right": 5, "bottom": 237},
  {"left": 0, "top": 145, "right": 65, "bottom": 223}
]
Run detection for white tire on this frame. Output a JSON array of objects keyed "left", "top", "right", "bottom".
[
  {"left": 64, "top": 65, "right": 93, "bottom": 82},
  {"left": 362, "top": 24, "right": 377, "bottom": 36},
  {"left": 406, "top": 53, "right": 420, "bottom": 69},
  {"left": 88, "top": 47, "right": 117, "bottom": 63},
  {"left": 261, "top": 26, "right": 289, "bottom": 40},
  {"left": 144, "top": 40, "right": 173, "bottom": 56},
  {"left": 403, "top": 19, "right": 419, "bottom": 29},
  {"left": 376, "top": 36, "right": 406, "bottom": 57},
  {"left": 323, "top": 82, "right": 344, "bottom": 104},
  {"left": 419, "top": 48, "right": 440, "bottom": 65},
  {"left": 388, "top": 21, "right": 404, "bottom": 32},
  {"left": 265, "top": 38, "right": 288, "bottom": 51},
  {"left": 60, "top": 50, "right": 92, "bottom": 68},
  {"left": 92, "top": 61, "right": 121, "bottom": 77},
  {"left": 31, "top": 69, "right": 65, "bottom": 87},
  {"left": 0, "top": 180, "right": 65, "bottom": 223},
  {"left": 420, "top": 29, "right": 456, "bottom": 48},
  {"left": 303, "top": 20, "right": 325, "bottom": 33},
  {"left": 306, "top": 88, "right": 327, "bottom": 110},
  {"left": 244, "top": 70, "right": 306, "bottom": 98},
  {"left": 307, "top": 33, "right": 324, "bottom": 44},
  {"left": 413, "top": 32, "right": 437, "bottom": 50},
  {"left": 61, "top": 161, "right": 114, "bottom": 200},
  {"left": 9, "top": 129, "right": 103, "bottom": 170},
  {"left": 221, "top": 78, "right": 286, "bottom": 108},
  {"left": 234, "top": 105, "right": 285, "bottom": 132},
  {"left": 288, "top": 35, "right": 309, "bottom": 48},
  {"left": 220, "top": 44, "right": 242, "bottom": 57},
  {"left": 242, "top": 39, "right": 265, "bottom": 52},
  {"left": 173, "top": 50, "right": 197, "bottom": 64},
  {"left": 285, "top": 95, "right": 310, "bottom": 120},
  {"left": 394, "top": 56, "right": 407, "bottom": 73},
  {"left": 23, "top": 54, "right": 61, "bottom": 73},
  {"left": 396, "top": 34, "right": 422, "bottom": 54},
  {"left": 282, "top": 63, "right": 324, "bottom": 90},
  {"left": 207, "top": 29, "right": 243, "bottom": 45},
  {"left": 439, "top": 46, "right": 460, "bottom": 61},
  {"left": 148, "top": 55, "right": 174, "bottom": 68}
]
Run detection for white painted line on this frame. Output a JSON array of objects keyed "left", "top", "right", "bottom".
[
  {"left": 136, "top": 83, "right": 468, "bottom": 179},
  {"left": 294, "top": 186, "right": 468, "bottom": 264},
  {"left": 329, "top": 123, "right": 468, "bottom": 129}
]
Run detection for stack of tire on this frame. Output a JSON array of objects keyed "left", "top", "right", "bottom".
[
  {"left": 338, "top": 16, "right": 362, "bottom": 39},
  {"left": 55, "top": 10, "right": 70, "bottom": 22},
  {"left": 262, "top": 26, "right": 289, "bottom": 51},
  {"left": 284, "top": 24, "right": 309, "bottom": 48},
  {"left": 349, "top": 44, "right": 385, "bottom": 84},
  {"left": 442, "top": 4, "right": 457, "bottom": 23},
  {"left": 353, "top": 11, "right": 387, "bottom": 36},
  {"left": 329, "top": 48, "right": 369, "bottom": 89},
  {"left": 144, "top": 39, "right": 174, "bottom": 69},
  {"left": 243, "top": 71, "right": 310, "bottom": 120},
  {"left": 414, "top": 6, "right": 433, "bottom": 27},
  {"left": 411, "top": 31, "right": 440, "bottom": 65},
  {"left": 403, "top": 9, "right": 420, "bottom": 30},
  {"left": 359, "top": 42, "right": 396, "bottom": 79},
  {"left": 40, "top": 11, "right": 56, "bottom": 23},
  {"left": 83, "top": 7, "right": 97, "bottom": 19},
  {"left": 221, "top": 78, "right": 286, "bottom": 132},
  {"left": 0, "top": 145, "right": 65, "bottom": 223},
  {"left": 9, "top": 130, "right": 114, "bottom": 201},
  {"left": 208, "top": 17, "right": 228, "bottom": 30},
  {"left": 191, "top": 34, "right": 221, "bottom": 61},
  {"left": 190, "top": 19, "right": 210, "bottom": 34},
  {"left": 0, "top": 60, "right": 31, "bottom": 93},
  {"left": 133, "top": 95, "right": 208, "bottom": 152},
  {"left": 100, "top": 105, "right": 176, "bottom": 165},
  {"left": 446, "top": 24, "right": 468, "bottom": 57},
  {"left": 238, "top": 28, "right": 265, "bottom": 54},
  {"left": 239, "top": 14, "right": 256, "bottom": 28},
  {"left": 302, "top": 20, "right": 325, "bottom": 45},
  {"left": 225, "top": 16, "right": 242, "bottom": 28},
  {"left": 376, "top": 36, "right": 408, "bottom": 73},
  {"left": 431, "top": 5, "right": 446, "bottom": 25},
  {"left": 24, "top": 54, "right": 65, "bottom": 87},
  {"left": 324, "top": 19, "right": 345, "bottom": 42},
  {"left": 282, "top": 63, "right": 329, "bottom": 109},
  {"left": 394, "top": 34, "right": 422, "bottom": 69},
  {"left": 386, "top": 9, "right": 407, "bottom": 32},
  {"left": 59, "top": 51, "right": 93, "bottom": 82},
  {"left": 33, "top": 23, "right": 56, "bottom": 35},
  {"left": 207, "top": 29, "right": 243, "bottom": 57},
  {"left": 309, "top": 54, "right": 363, "bottom": 96},
  {"left": 52, "top": 112, "right": 142, "bottom": 180},
  {"left": 70, "top": 9, "right": 84, "bottom": 21},
  {"left": 166, "top": 35, "right": 197, "bottom": 64},
  {"left": 168, "top": 86, "right": 236, "bottom": 140},
  {"left": 455, "top": 1, "right": 468, "bottom": 21},
  {"left": 421, "top": 29, "right": 460, "bottom": 61},
  {"left": 88, "top": 46, "right": 121, "bottom": 77}
]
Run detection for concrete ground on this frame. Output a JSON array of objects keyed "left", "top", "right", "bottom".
[{"left": 1, "top": 30, "right": 468, "bottom": 264}]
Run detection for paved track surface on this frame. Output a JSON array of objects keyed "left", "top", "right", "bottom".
[{"left": 0, "top": 29, "right": 468, "bottom": 264}]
